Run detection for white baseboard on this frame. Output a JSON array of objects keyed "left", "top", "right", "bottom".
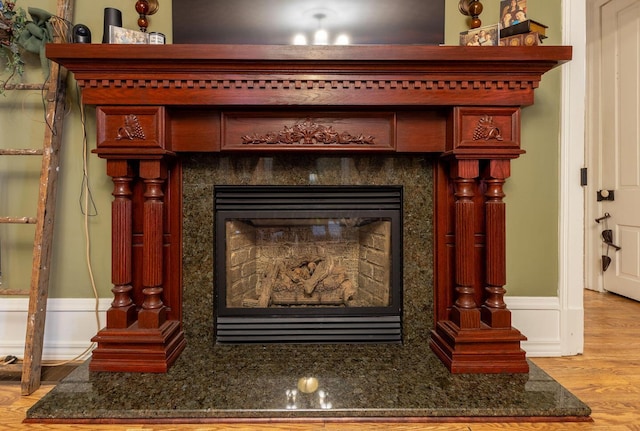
[
  {"left": 506, "top": 296, "right": 563, "bottom": 357},
  {"left": 0, "top": 298, "right": 110, "bottom": 361},
  {"left": 1, "top": 297, "right": 566, "bottom": 360}
]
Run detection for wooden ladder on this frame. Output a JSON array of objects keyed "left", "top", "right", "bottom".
[{"left": 0, "top": 0, "right": 74, "bottom": 395}]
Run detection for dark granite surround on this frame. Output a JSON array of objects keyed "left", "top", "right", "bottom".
[
  {"left": 183, "top": 154, "right": 435, "bottom": 345},
  {"left": 26, "top": 154, "right": 591, "bottom": 421}
]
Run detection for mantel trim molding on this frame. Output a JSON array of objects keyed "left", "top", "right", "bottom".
[{"left": 76, "top": 78, "right": 537, "bottom": 92}]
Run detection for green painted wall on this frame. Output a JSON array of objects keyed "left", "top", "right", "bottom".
[
  {"left": 0, "top": 0, "right": 561, "bottom": 298},
  {"left": 448, "top": 1, "right": 563, "bottom": 299}
]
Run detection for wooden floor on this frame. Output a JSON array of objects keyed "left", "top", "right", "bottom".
[{"left": 2, "top": 289, "right": 639, "bottom": 430}]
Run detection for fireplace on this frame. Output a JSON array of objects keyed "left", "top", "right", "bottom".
[
  {"left": 214, "top": 185, "right": 403, "bottom": 343},
  {"left": 47, "top": 43, "right": 571, "bottom": 375}
]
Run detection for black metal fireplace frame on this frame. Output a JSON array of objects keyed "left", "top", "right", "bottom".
[{"left": 214, "top": 185, "right": 403, "bottom": 343}]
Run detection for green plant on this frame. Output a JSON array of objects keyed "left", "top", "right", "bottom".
[{"left": 0, "top": 1, "right": 27, "bottom": 90}]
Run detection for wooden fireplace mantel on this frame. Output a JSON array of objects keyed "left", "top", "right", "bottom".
[{"left": 47, "top": 44, "right": 571, "bottom": 374}]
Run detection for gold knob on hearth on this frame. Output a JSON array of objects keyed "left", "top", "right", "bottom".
[{"left": 297, "top": 377, "right": 319, "bottom": 394}]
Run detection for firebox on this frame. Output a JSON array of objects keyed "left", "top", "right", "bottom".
[{"left": 214, "top": 185, "right": 403, "bottom": 343}]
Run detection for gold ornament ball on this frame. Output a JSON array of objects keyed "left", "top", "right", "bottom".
[
  {"left": 135, "top": 0, "right": 149, "bottom": 14},
  {"left": 470, "top": 18, "right": 482, "bottom": 28},
  {"left": 469, "top": 1, "right": 483, "bottom": 16}
]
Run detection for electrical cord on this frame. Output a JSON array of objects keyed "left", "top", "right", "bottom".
[
  {"left": 77, "top": 81, "right": 97, "bottom": 217},
  {"left": 79, "top": 83, "right": 102, "bottom": 333},
  {"left": 44, "top": 84, "right": 101, "bottom": 367}
]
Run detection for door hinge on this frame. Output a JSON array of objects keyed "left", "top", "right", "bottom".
[{"left": 580, "top": 168, "right": 587, "bottom": 186}]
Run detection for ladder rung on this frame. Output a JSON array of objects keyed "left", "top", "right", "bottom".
[
  {"left": 0, "top": 363, "right": 22, "bottom": 373},
  {"left": 0, "top": 149, "right": 44, "bottom": 156},
  {"left": 1, "top": 83, "right": 49, "bottom": 91},
  {"left": 0, "top": 289, "right": 30, "bottom": 296},
  {"left": 0, "top": 217, "right": 37, "bottom": 224}
]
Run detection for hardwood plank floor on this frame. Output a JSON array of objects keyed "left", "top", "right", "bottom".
[{"left": 2, "top": 289, "right": 639, "bottom": 430}]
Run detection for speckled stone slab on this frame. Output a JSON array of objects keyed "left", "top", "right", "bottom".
[
  {"left": 27, "top": 347, "right": 590, "bottom": 421},
  {"left": 27, "top": 155, "right": 590, "bottom": 421},
  {"left": 181, "top": 155, "right": 435, "bottom": 344}
]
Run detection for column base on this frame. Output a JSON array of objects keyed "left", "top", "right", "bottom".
[
  {"left": 481, "top": 305, "right": 512, "bottom": 328},
  {"left": 90, "top": 319, "right": 186, "bottom": 373},
  {"left": 429, "top": 319, "right": 529, "bottom": 374}
]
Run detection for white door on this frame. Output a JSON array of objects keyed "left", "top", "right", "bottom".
[{"left": 591, "top": 0, "right": 640, "bottom": 299}]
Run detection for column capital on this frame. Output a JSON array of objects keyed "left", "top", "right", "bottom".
[{"left": 450, "top": 158, "right": 480, "bottom": 179}]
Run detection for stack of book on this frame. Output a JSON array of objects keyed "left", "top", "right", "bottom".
[
  {"left": 498, "top": 0, "right": 547, "bottom": 46},
  {"left": 499, "top": 19, "right": 547, "bottom": 46}
]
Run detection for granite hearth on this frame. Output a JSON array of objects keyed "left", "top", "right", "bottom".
[
  {"left": 25, "top": 350, "right": 590, "bottom": 422},
  {"left": 26, "top": 154, "right": 591, "bottom": 422}
]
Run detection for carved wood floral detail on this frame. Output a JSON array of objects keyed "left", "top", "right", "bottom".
[
  {"left": 241, "top": 119, "right": 376, "bottom": 146},
  {"left": 116, "top": 114, "right": 146, "bottom": 140},
  {"left": 472, "top": 115, "right": 503, "bottom": 141}
]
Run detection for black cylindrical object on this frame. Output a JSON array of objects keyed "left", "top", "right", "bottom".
[
  {"left": 102, "top": 7, "right": 122, "bottom": 43},
  {"left": 73, "top": 24, "right": 91, "bottom": 43}
]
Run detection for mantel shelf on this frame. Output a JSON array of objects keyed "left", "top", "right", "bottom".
[
  {"left": 47, "top": 44, "right": 571, "bottom": 64},
  {"left": 47, "top": 44, "right": 571, "bottom": 107}
]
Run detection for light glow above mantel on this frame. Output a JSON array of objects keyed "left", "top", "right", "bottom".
[
  {"left": 292, "top": 11, "right": 351, "bottom": 45},
  {"left": 292, "top": 31, "right": 350, "bottom": 45}
]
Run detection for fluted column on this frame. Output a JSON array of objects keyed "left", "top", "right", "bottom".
[
  {"left": 482, "top": 160, "right": 511, "bottom": 328},
  {"left": 106, "top": 160, "right": 136, "bottom": 328},
  {"left": 137, "top": 159, "right": 167, "bottom": 329},
  {"left": 450, "top": 159, "right": 481, "bottom": 329}
]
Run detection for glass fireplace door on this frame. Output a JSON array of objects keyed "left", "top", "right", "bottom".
[{"left": 214, "top": 186, "right": 402, "bottom": 343}]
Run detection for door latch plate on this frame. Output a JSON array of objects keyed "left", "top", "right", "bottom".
[{"left": 597, "top": 190, "right": 615, "bottom": 201}]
